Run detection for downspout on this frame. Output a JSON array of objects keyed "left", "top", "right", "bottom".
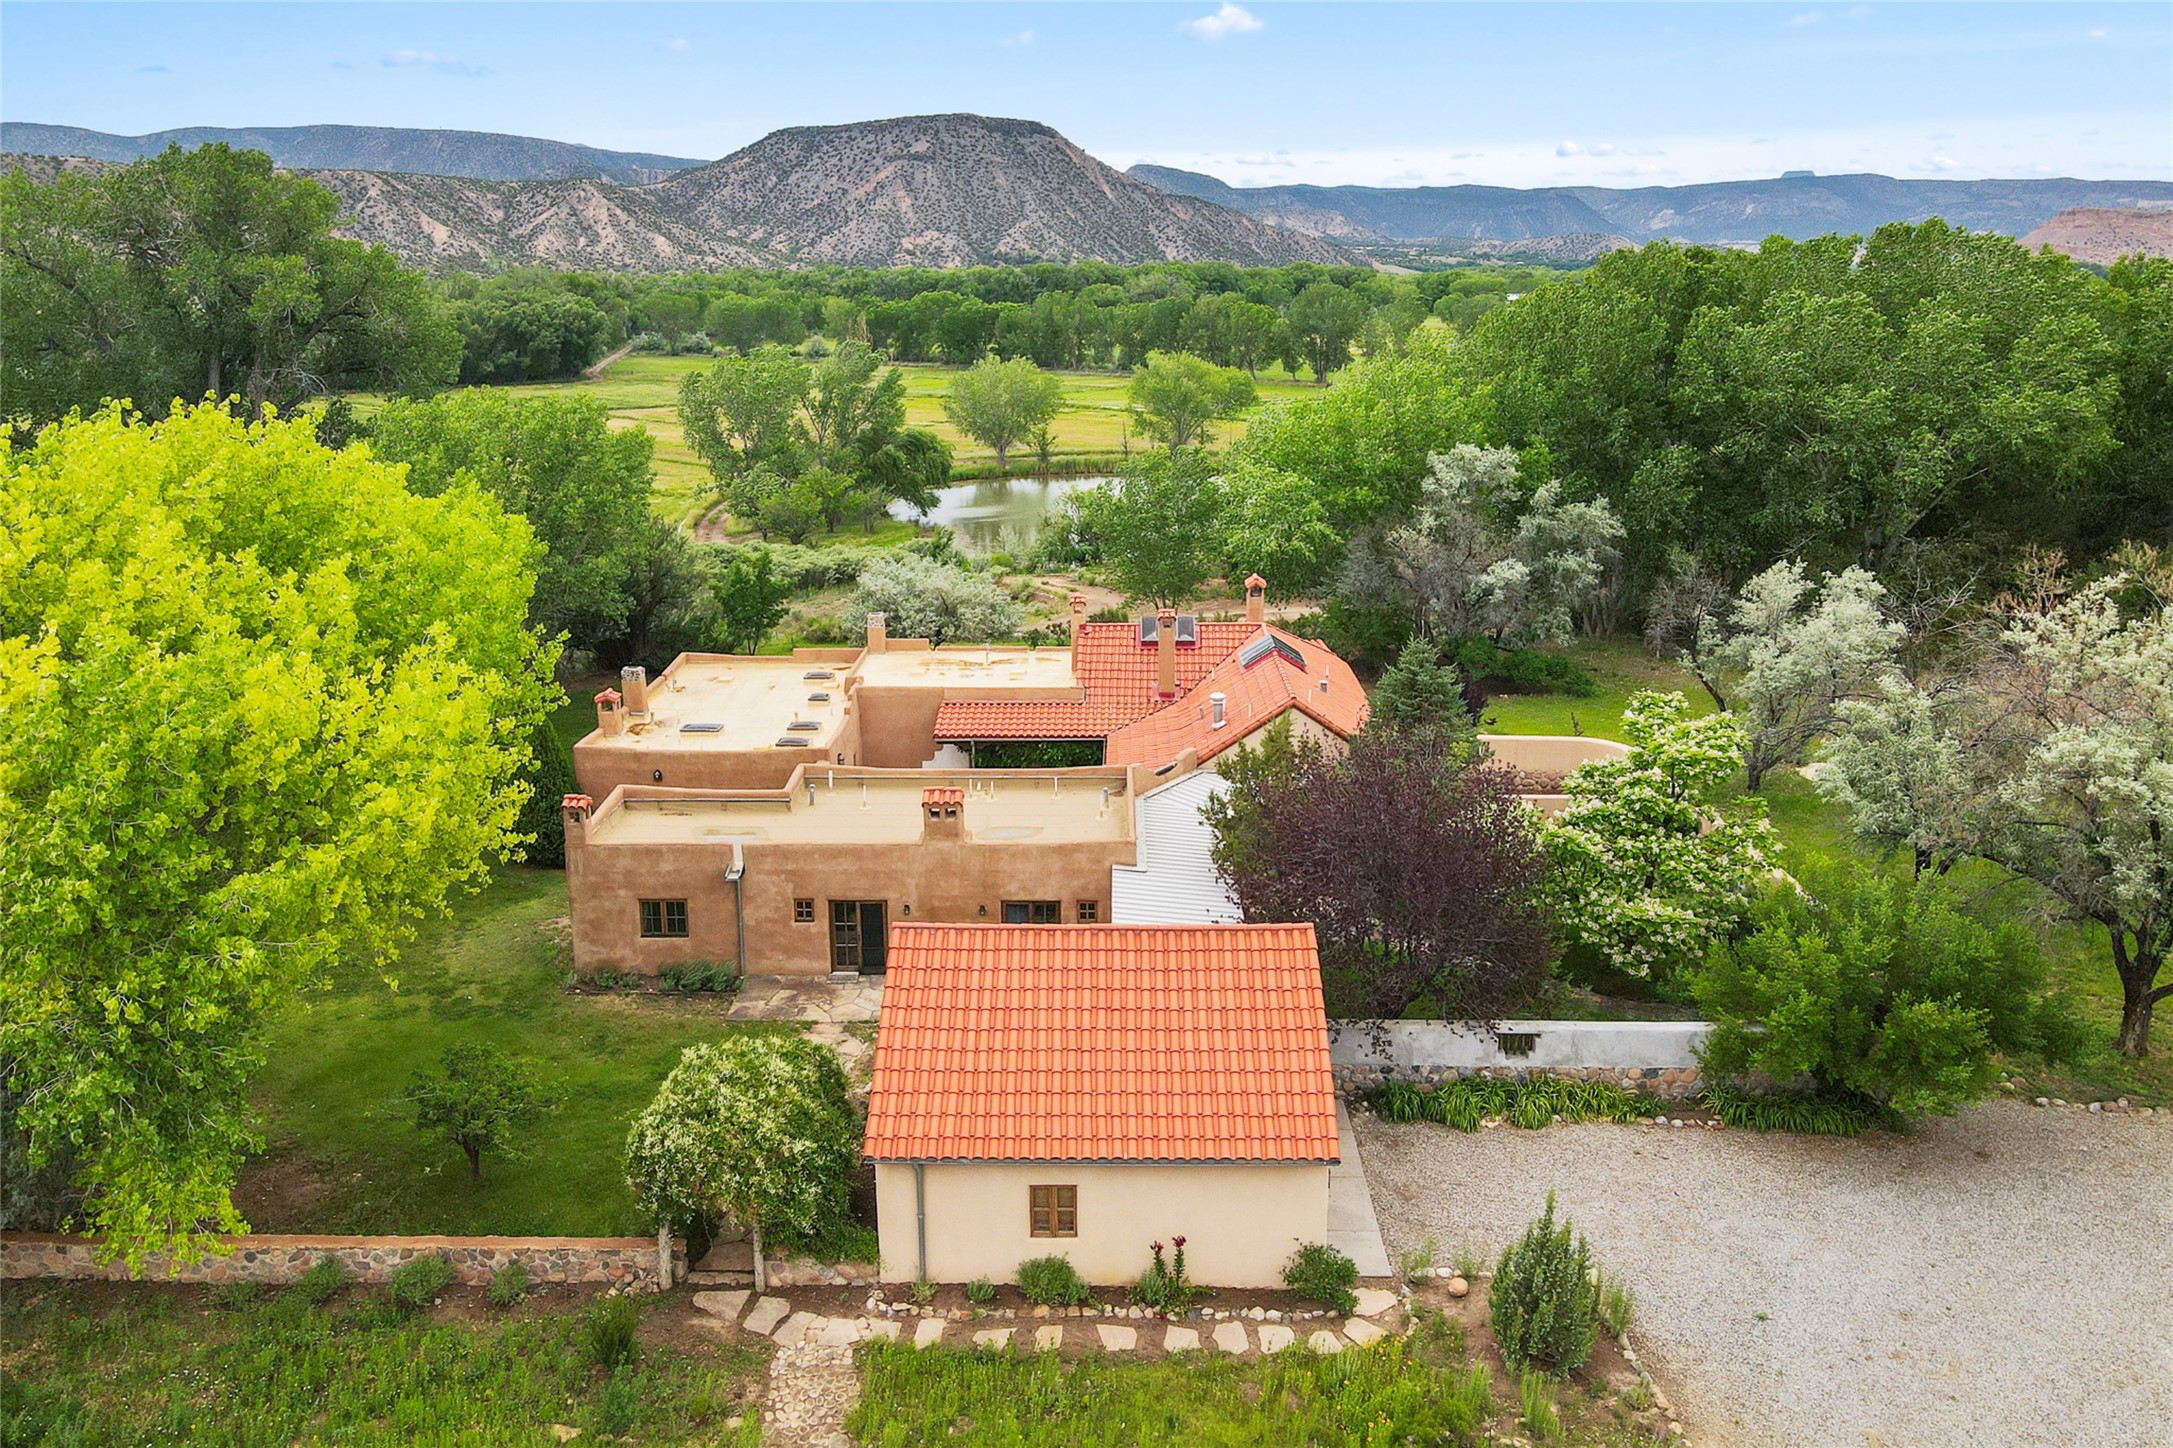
[
  {"left": 913, "top": 1163, "right": 928, "bottom": 1281},
  {"left": 725, "top": 842, "right": 747, "bottom": 975}
]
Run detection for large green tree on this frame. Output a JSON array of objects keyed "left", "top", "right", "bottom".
[
  {"left": 1, "top": 144, "right": 458, "bottom": 426},
  {"left": 1077, "top": 452, "right": 1225, "bottom": 607},
  {"left": 0, "top": 403, "right": 556, "bottom": 1264},
  {"left": 1285, "top": 281, "right": 1369, "bottom": 384},
  {"left": 942, "top": 355, "right": 1062, "bottom": 470},
  {"left": 1126, "top": 350, "right": 1255, "bottom": 452}
]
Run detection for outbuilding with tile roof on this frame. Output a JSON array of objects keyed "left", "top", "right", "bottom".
[{"left": 866, "top": 922, "right": 1338, "bottom": 1287}]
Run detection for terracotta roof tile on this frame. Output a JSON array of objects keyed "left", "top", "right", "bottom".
[
  {"left": 1103, "top": 626, "right": 1369, "bottom": 767},
  {"left": 865, "top": 923, "right": 1339, "bottom": 1164},
  {"left": 933, "top": 620, "right": 1260, "bottom": 740},
  {"left": 920, "top": 786, "right": 963, "bottom": 807}
]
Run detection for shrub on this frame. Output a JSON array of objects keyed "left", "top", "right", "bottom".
[
  {"left": 388, "top": 1254, "right": 456, "bottom": 1313},
  {"left": 660, "top": 960, "right": 743, "bottom": 993},
  {"left": 208, "top": 1280, "right": 261, "bottom": 1311},
  {"left": 1519, "top": 1367, "right": 1564, "bottom": 1444},
  {"left": 1594, "top": 1269, "right": 1635, "bottom": 1337},
  {"left": 580, "top": 1294, "right": 641, "bottom": 1369},
  {"left": 965, "top": 1277, "right": 995, "bottom": 1305},
  {"left": 1359, "top": 1077, "right": 1658, "bottom": 1133},
  {"left": 1700, "top": 1082, "right": 1879, "bottom": 1137},
  {"left": 1693, "top": 865, "right": 2083, "bottom": 1119},
  {"left": 1016, "top": 1255, "right": 1090, "bottom": 1308},
  {"left": 485, "top": 1260, "right": 530, "bottom": 1310},
  {"left": 1280, "top": 1243, "right": 1358, "bottom": 1315},
  {"left": 288, "top": 1255, "right": 353, "bottom": 1307},
  {"left": 1131, "top": 1237, "right": 1197, "bottom": 1316},
  {"left": 1450, "top": 1240, "right": 1488, "bottom": 1283},
  {"left": 1398, "top": 1234, "right": 1437, "bottom": 1286},
  {"left": 1454, "top": 637, "right": 1597, "bottom": 697},
  {"left": 1489, "top": 1192, "right": 1597, "bottom": 1376},
  {"left": 908, "top": 1277, "right": 937, "bottom": 1308},
  {"left": 404, "top": 1043, "right": 556, "bottom": 1184}
]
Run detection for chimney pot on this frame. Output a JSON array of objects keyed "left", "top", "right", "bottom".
[
  {"left": 866, "top": 611, "right": 888, "bottom": 653},
  {"left": 1210, "top": 691, "right": 1227, "bottom": 729},
  {"left": 595, "top": 687, "right": 624, "bottom": 737},
  {"left": 1155, "top": 606, "right": 1178, "bottom": 698},
  {"left": 620, "top": 666, "right": 650, "bottom": 716},
  {"left": 1244, "top": 573, "right": 1267, "bottom": 625}
]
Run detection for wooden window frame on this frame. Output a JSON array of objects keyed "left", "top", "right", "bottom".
[
  {"left": 1003, "top": 899, "right": 1062, "bottom": 925},
  {"left": 1029, "top": 1184, "right": 1077, "bottom": 1238},
  {"left": 640, "top": 899, "right": 689, "bottom": 939},
  {"left": 793, "top": 898, "right": 816, "bottom": 923},
  {"left": 1076, "top": 900, "right": 1100, "bottom": 923}
]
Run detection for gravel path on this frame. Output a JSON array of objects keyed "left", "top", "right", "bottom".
[{"left": 1356, "top": 1102, "right": 2172, "bottom": 1448}]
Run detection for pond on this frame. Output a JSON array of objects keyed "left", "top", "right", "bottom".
[{"left": 892, "top": 475, "right": 1105, "bottom": 555}]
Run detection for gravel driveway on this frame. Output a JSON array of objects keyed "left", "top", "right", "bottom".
[{"left": 1356, "top": 1102, "right": 2172, "bottom": 1448}]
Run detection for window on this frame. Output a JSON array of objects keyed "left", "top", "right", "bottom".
[
  {"left": 1029, "top": 1185, "right": 1077, "bottom": 1238},
  {"left": 1002, "top": 900, "right": 1061, "bottom": 925},
  {"left": 1077, "top": 900, "right": 1100, "bottom": 923},
  {"left": 793, "top": 898, "right": 816, "bottom": 923},
  {"left": 640, "top": 899, "right": 688, "bottom": 938}
]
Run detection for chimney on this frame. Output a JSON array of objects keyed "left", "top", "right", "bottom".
[
  {"left": 1210, "top": 691, "right": 1227, "bottom": 729},
  {"left": 620, "top": 665, "right": 650, "bottom": 716},
  {"left": 561, "top": 793, "right": 594, "bottom": 846},
  {"left": 595, "top": 688, "right": 624, "bottom": 737},
  {"left": 1245, "top": 573, "right": 1267, "bottom": 625},
  {"left": 866, "top": 611, "right": 887, "bottom": 654},
  {"left": 1155, "top": 607, "right": 1177, "bottom": 698},
  {"left": 920, "top": 786, "right": 963, "bottom": 841},
  {"left": 1068, "top": 592, "right": 1089, "bottom": 665}
]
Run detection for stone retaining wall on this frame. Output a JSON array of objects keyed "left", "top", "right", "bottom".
[
  {"left": 1, "top": 1232, "right": 682, "bottom": 1292},
  {"left": 1331, "top": 1019, "right": 1712, "bottom": 1100}
]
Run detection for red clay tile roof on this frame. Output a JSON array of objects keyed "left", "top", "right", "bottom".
[
  {"left": 865, "top": 923, "right": 1339, "bottom": 1164},
  {"left": 932, "top": 620, "right": 1352, "bottom": 745},
  {"left": 1103, "top": 627, "right": 1369, "bottom": 767},
  {"left": 921, "top": 787, "right": 963, "bottom": 807}
]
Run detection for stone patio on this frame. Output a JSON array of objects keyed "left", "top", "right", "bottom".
[{"left": 726, "top": 976, "right": 882, "bottom": 1023}]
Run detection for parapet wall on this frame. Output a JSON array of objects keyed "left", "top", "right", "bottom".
[
  {"left": 1330, "top": 1019, "right": 1712, "bottom": 1099},
  {"left": 1, "top": 1232, "right": 680, "bottom": 1291}
]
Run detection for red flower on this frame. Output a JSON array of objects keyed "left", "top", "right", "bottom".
[{"left": 1173, "top": 1236, "right": 1187, "bottom": 1249}]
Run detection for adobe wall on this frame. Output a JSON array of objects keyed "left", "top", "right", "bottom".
[
  {"left": 1, "top": 1232, "right": 679, "bottom": 1291},
  {"left": 1330, "top": 1019, "right": 1712, "bottom": 1099}
]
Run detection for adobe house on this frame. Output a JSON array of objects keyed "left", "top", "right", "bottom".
[
  {"left": 560, "top": 761, "right": 1192, "bottom": 978},
  {"left": 864, "top": 922, "right": 1339, "bottom": 1288}
]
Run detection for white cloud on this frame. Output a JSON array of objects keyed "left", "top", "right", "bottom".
[
  {"left": 663, "top": 36, "right": 691, "bottom": 54},
  {"left": 1556, "top": 140, "right": 1585, "bottom": 157},
  {"left": 1182, "top": 4, "right": 1264, "bottom": 41},
  {"left": 383, "top": 49, "right": 485, "bottom": 76},
  {"left": 2087, "top": 27, "right": 2108, "bottom": 39},
  {"left": 1000, "top": 28, "right": 1034, "bottom": 47},
  {"left": 1786, "top": 11, "right": 1824, "bottom": 27},
  {"left": 1921, "top": 154, "right": 1960, "bottom": 171}
]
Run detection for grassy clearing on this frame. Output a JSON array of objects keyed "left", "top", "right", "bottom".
[
  {"left": 0, "top": 1283, "right": 764, "bottom": 1447},
  {"left": 1475, "top": 636, "right": 1714, "bottom": 739},
  {"left": 244, "top": 866, "right": 782, "bottom": 1237}
]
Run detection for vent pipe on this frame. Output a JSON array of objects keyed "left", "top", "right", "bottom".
[
  {"left": 865, "top": 611, "right": 887, "bottom": 654},
  {"left": 620, "top": 665, "right": 650, "bottom": 716},
  {"left": 1210, "top": 691, "right": 1227, "bottom": 729}
]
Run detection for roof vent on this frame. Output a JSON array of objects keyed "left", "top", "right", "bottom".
[
  {"left": 1174, "top": 615, "right": 1199, "bottom": 646},
  {"left": 807, "top": 691, "right": 832, "bottom": 702},
  {"left": 775, "top": 737, "right": 812, "bottom": 748},
  {"left": 803, "top": 669, "right": 835, "bottom": 681},
  {"left": 1137, "top": 614, "right": 1159, "bottom": 645},
  {"left": 1239, "top": 634, "right": 1305, "bottom": 670},
  {"left": 679, "top": 722, "right": 724, "bottom": 734},
  {"left": 787, "top": 719, "right": 822, "bottom": 732},
  {"left": 1210, "top": 691, "right": 1227, "bottom": 729}
]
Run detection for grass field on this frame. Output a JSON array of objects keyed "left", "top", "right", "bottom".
[{"left": 0, "top": 1283, "right": 765, "bottom": 1447}]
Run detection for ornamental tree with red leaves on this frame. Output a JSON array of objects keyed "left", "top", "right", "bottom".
[{"left": 1209, "top": 721, "right": 1555, "bottom": 1020}]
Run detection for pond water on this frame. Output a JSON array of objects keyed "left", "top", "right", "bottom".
[{"left": 892, "top": 476, "right": 1105, "bottom": 555}]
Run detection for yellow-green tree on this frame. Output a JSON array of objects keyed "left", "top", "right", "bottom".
[{"left": 0, "top": 404, "right": 558, "bottom": 1265}]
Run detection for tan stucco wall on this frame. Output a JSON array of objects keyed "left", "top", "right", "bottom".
[
  {"left": 1478, "top": 734, "right": 1630, "bottom": 776},
  {"left": 874, "top": 1160, "right": 1329, "bottom": 1288},
  {"left": 565, "top": 818, "right": 1137, "bottom": 977}
]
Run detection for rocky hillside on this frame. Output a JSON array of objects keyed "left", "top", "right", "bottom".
[
  {"left": 2019, "top": 207, "right": 2173, "bottom": 266},
  {"left": 1132, "top": 165, "right": 2173, "bottom": 247},
  {"left": 0, "top": 122, "right": 703, "bottom": 184},
  {"left": 650, "top": 115, "right": 1347, "bottom": 268}
]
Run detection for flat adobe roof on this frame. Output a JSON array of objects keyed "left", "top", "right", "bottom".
[
  {"left": 590, "top": 655, "right": 851, "bottom": 755},
  {"left": 851, "top": 644, "right": 1077, "bottom": 692},
  {"left": 584, "top": 769, "right": 1134, "bottom": 847}
]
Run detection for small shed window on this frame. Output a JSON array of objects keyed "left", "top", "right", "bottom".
[
  {"left": 640, "top": 899, "right": 689, "bottom": 938},
  {"left": 1076, "top": 900, "right": 1100, "bottom": 923},
  {"left": 793, "top": 898, "right": 816, "bottom": 923},
  {"left": 1002, "top": 900, "right": 1061, "bottom": 925},
  {"left": 1029, "top": 1185, "right": 1077, "bottom": 1238}
]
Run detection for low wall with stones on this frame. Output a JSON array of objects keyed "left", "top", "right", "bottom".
[
  {"left": 1331, "top": 1019, "right": 1713, "bottom": 1100},
  {"left": 1, "top": 1232, "right": 682, "bottom": 1292}
]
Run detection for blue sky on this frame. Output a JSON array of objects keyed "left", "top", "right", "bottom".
[{"left": 4, "top": 2, "right": 2167, "bottom": 187}]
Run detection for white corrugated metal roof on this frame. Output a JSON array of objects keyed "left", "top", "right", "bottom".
[{"left": 1111, "top": 770, "right": 1243, "bottom": 925}]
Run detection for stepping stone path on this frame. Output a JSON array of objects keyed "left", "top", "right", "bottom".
[
  {"left": 814, "top": 1317, "right": 863, "bottom": 1348},
  {"left": 693, "top": 1289, "right": 749, "bottom": 1322},
  {"left": 742, "top": 1296, "right": 790, "bottom": 1336},
  {"left": 1258, "top": 1324, "right": 1295, "bottom": 1354},
  {"left": 763, "top": 1341, "right": 860, "bottom": 1448},
  {"left": 1034, "top": 1325, "right": 1064, "bottom": 1351},
  {"left": 1308, "top": 1330, "right": 1345, "bottom": 1354},
  {"left": 864, "top": 1319, "right": 901, "bottom": 1343},
  {"left": 1212, "top": 1322, "right": 1249, "bottom": 1355},
  {"left": 1343, "top": 1318, "right": 1386, "bottom": 1346},
  {"left": 913, "top": 1319, "right": 948, "bottom": 1349},
  {"left": 773, "top": 1312, "right": 820, "bottom": 1347},
  {"left": 974, "top": 1328, "right": 1013, "bottom": 1350},
  {"left": 1096, "top": 1324, "right": 1137, "bottom": 1351},
  {"left": 1163, "top": 1326, "right": 1201, "bottom": 1352},
  {"left": 1350, "top": 1288, "right": 1400, "bottom": 1319}
]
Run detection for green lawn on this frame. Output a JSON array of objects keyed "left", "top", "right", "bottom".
[
  {"left": 244, "top": 867, "right": 782, "bottom": 1237},
  {"left": 1475, "top": 636, "right": 1715, "bottom": 739},
  {"left": 0, "top": 1283, "right": 764, "bottom": 1447}
]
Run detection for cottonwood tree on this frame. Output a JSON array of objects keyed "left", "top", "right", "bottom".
[
  {"left": 1819, "top": 549, "right": 2173, "bottom": 1055},
  {"left": 1, "top": 144, "right": 458, "bottom": 425},
  {"left": 1285, "top": 281, "right": 1369, "bottom": 384},
  {"left": 711, "top": 547, "right": 793, "bottom": 654},
  {"left": 1543, "top": 692, "right": 1778, "bottom": 980},
  {"left": 1075, "top": 452, "right": 1224, "bottom": 608},
  {"left": 1337, "top": 445, "right": 1623, "bottom": 649},
  {"left": 624, "top": 1036, "right": 860, "bottom": 1294},
  {"left": 1208, "top": 726, "right": 1554, "bottom": 1019},
  {"left": 405, "top": 1044, "right": 556, "bottom": 1183},
  {"left": 0, "top": 404, "right": 556, "bottom": 1264},
  {"left": 941, "top": 355, "right": 1062, "bottom": 470},
  {"left": 849, "top": 554, "right": 1022, "bottom": 646},
  {"left": 1126, "top": 350, "right": 1255, "bottom": 452},
  {"left": 1215, "top": 457, "right": 1342, "bottom": 598},
  {"left": 1699, "top": 562, "right": 1905, "bottom": 790}
]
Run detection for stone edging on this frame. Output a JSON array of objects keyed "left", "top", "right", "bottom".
[{"left": 1, "top": 1232, "right": 682, "bottom": 1292}]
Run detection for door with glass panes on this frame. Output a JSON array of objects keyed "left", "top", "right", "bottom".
[{"left": 829, "top": 900, "right": 888, "bottom": 974}]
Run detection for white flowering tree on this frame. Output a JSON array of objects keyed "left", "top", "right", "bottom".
[
  {"left": 1543, "top": 692, "right": 1779, "bottom": 979},
  {"left": 1819, "top": 552, "right": 2173, "bottom": 1056},
  {"left": 625, "top": 1034, "right": 860, "bottom": 1292},
  {"left": 1696, "top": 561, "right": 1904, "bottom": 790}
]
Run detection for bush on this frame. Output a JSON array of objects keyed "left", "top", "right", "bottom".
[
  {"left": 1130, "top": 1237, "right": 1197, "bottom": 1316},
  {"left": 1594, "top": 1269, "right": 1635, "bottom": 1338},
  {"left": 388, "top": 1254, "right": 456, "bottom": 1313},
  {"left": 1358, "top": 1076, "right": 1658, "bottom": 1132},
  {"left": 485, "top": 1259, "right": 530, "bottom": 1310},
  {"left": 208, "top": 1280, "right": 261, "bottom": 1311},
  {"left": 1692, "top": 865, "right": 2084, "bottom": 1119},
  {"left": 1489, "top": 1193, "right": 1597, "bottom": 1376},
  {"left": 965, "top": 1277, "right": 995, "bottom": 1305},
  {"left": 660, "top": 960, "right": 743, "bottom": 993},
  {"left": 1700, "top": 1082, "right": 1880, "bottom": 1137},
  {"left": 1016, "top": 1255, "right": 1090, "bottom": 1307},
  {"left": 1454, "top": 637, "right": 1597, "bottom": 697},
  {"left": 580, "top": 1294, "right": 641, "bottom": 1369},
  {"left": 1398, "top": 1234, "right": 1438, "bottom": 1286},
  {"left": 908, "top": 1277, "right": 937, "bottom": 1308},
  {"left": 288, "top": 1255, "right": 353, "bottom": 1307},
  {"left": 1280, "top": 1243, "right": 1358, "bottom": 1315}
]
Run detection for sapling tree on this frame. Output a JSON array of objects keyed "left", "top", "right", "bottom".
[
  {"left": 1543, "top": 692, "right": 1778, "bottom": 979},
  {"left": 624, "top": 1035, "right": 860, "bottom": 1294},
  {"left": 405, "top": 1044, "right": 556, "bottom": 1182}
]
